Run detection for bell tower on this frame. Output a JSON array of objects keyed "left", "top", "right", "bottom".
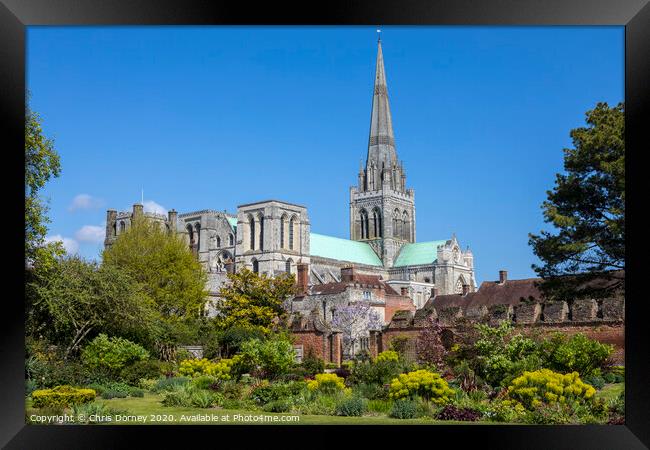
[{"left": 350, "top": 37, "right": 416, "bottom": 267}]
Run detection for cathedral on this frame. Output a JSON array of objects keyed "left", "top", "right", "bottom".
[{"left": 104, "top": 39, "right": 477, "bottom": 321}]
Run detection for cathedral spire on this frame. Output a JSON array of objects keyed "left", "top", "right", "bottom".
[{"left": 367, "top": 39, "right": 397, "bottom": 175}]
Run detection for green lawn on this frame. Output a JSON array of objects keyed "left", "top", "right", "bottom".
[
  {"left": 596, "top": 383, "right": 624, "bottom": 403},
  {"left": 27, "top": 393, "right": 473, "bottom": 425}
]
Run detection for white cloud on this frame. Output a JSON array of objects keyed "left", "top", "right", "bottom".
[
  {"left": 75, "top": 225, "right": 105, "bottom": 243},
  {"left": 143, "top": 200, "right": 167, "bottom": 216},
  {"left": 45, "top": 235, "right": 79, "bottom": 254},
  {"left": 68, "top": 194, "right": 104, "bottom": 211}
]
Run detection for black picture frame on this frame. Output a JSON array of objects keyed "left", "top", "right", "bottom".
[{"left": 1, "top": 0, "right": 648, "bottom": 448}]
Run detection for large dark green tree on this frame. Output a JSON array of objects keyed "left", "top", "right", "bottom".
[
  {"left": 529, "top": 102, "right": 624, "bottom": 300},
  {"left": 25, "top": 97, "right": 63, "bottom": 268}
]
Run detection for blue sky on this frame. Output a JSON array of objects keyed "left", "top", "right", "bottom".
[{"left": 27, "top": 26, "right": 623, "bottom": 284}]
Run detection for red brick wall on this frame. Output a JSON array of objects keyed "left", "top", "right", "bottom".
[
  {"left": 292, "top": 331, "right": 327, "bottom": 361},
  {"left": 384, "top": 296, "right": 416, "bottom": 323}
]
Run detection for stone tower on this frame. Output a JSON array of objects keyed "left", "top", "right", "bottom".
[{"left": 350, "top": 38, "right": 416, "bottom": 267}]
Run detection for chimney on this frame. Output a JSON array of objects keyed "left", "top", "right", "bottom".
[
  {"left": 168, "top": 209, "right": 178, "bottom": 233},
  {"left": 341, "top": 266, "right": 355, "bottom": 283},
  {"left": 462, "top": 284, "right": 470, "bottom": 296},
  {"left": 499, "top": 270, "right": 507, "bottom": 284},
  {"left": 400, "top": 287, "right": 409, "bottom": 296},
  {"left": 296, "top": 263, "right": 309, "bottom": 295},
  {"left": 133, "top": 203, "right": 144, "bottom": 220}
]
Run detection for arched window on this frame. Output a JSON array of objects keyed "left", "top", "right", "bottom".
[
  {"left": 392, "top": 209, "right": 400, "bottom": 239},
  {"left": 195, "top": 223, "right": 201, "bottom": 250},
  {"left": 252, "top": 259, "right": 259, "bottom": 273},
  {"left": 359, "top": 209, "right": 369, "bottom": 239},
  {"left": 216, "top": 236, "right": 221, "bottom": 248},
  {"left": 289, "top": 216, "right": 296, "bottom": 250},
  {"left": 112, "top": 222, "right": 117, "bottom": 236},
  {"left": 402, "top": 212, "right": 409, "bottom": 241},
  {"left": 249, "top": 215, "right": 255, "bottom": 250},
  {"left": 229, "top": 233, "right": 234, "bottom": 246},
  {"left": 187, "top": 224, "right": 194, "bottom": 244},
  {"left": 372, "top": 207, "right": 382, "bottom": 238},
  {"left": 455, "top": 276, "right": 465, "bottom": 294},
  {"left": 119, "top": 221, "right": 126, "bottom": 233},
  {"left": 280, "top": 214, "right": 287, "bottom": 249},
  {"left": 258, "top": 213, "right": 264, "bottom": 251},
  {"left": 286, "top": 258, "right": 293, "bottom": 274}
]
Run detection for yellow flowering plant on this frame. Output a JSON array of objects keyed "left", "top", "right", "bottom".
[
  {"left": 375, "top": 350, "right": 399, "bottom": 363},
  {"left": 178, "top": 356, "right": 240, "bottom": 381},
  {"left": 306, "top": 373, "right": 348, "bottom": 394},
  {"left": 507, "top": 369, "right": 596, "bottom": 410},
  {"left": 388, "top": 369, "right": 454, "bottom": 404}
]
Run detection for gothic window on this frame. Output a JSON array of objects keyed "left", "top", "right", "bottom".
[
  {"left": 289, "top": 216, "right": 295, "bottom": 250},
  {"left": 360, "top": 209, "right": 369, "bottom": 239},
  {"left": 363, "top": 291, "right": 371, "bottom": 300},
  {"left": 249, "top": 215, "right": 255, "bottom": 250},
  {"left": 252, "top": 258, "right": 259, "bottom": 273},
  {"left": 402, "top": 212, "right": 409, "bottom": 241},
  {"left": 112, "top": 222, "right": 117, "bottom": 236},
  {"left": 119, "top": 221, "right": 126, "bottom": 233},
  {"left": 455, "top": 277, "right": 465, "bottom": 294},
  {"left": 285, "top": 258, "right": 292, "bottom": 274},
  {"left": 280, "top": 214, "right": 287, "bottom": 249},
  {"left": 216, "top": 235, "right": 221, "bottom": 248},
  {"left": 229, "top": 233, "right": 234, "bottom": 246},
  {"left": 258, "top": 213, "right": 264, "bottom": 251},
  {"left": 372, "top": 207, "right": 382, "bottom": 238},
  {"left": 187, "top": 224, "right": 194, "bottom": 244},
  {"left": 195, "top": 223, "right": 201, "bottom": 250}
]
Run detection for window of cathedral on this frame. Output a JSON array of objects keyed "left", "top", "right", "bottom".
[
  {"left": 229, "top": 233, "right": 234, "bottom": 246},
  {"left": 112, "top": 222, "right": 117, "bottom": 236},
  {"left": 216, "top": 235, "right": 221, "bottom": 248},
  {"left": 363, "top": 291, "right": 371, "bottom": 300},
  {"left": 280, "top": 214, "right": 287, "bottom": 248},
  {"left": 119, "top": 221, "right": 126, "bottom": 233},
  {"left": 258, "top": 213, "right": 264, "bottom": 251},
  {"left": 289, "top": 216, "right": 297, "bottom": 250},
  {"left": 248, "top": 215, "right": 255, "bottom": 250},
  {"left": 252, "top": 259, "right": 259, "bottom": 273},
  {"left": 286, "top": 258, "right": 292, "bottom": 274},
  {"left": 455, "top": 278, "right": 464, "bottom": 294}
]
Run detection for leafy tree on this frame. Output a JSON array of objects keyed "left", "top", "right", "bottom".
[
  {"left": 529, "top": 102, "right": 624, "bottom": 299},
  {"left": 102, "top": 216, "right": 208, "bottom": 359},
  {"left": 216, "top": 269, "right": 296, "bottom": 334},
  {"left": 25, "top": 97, "right": 63, "bottom": 268},
  {"left": 415, "top": 315, "right": 447, "bottom": 369},
  {"left": 27, "top": 255, "right": 153, "bottom": 359},
  {"left": 237, "top": 333, "right": 297, "bottom": 380}
]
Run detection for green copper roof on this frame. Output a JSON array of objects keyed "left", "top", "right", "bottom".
[
  {"left": 309, "top": 233, "right": 383, "bottom": 266},
  {"left": 226, "top": 217, "right": 237, "bottom": 231},
  {"left": 393, "top": 240, "right": 447, "bottom": 267}
]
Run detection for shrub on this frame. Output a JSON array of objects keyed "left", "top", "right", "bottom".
[
  {"left": 295, "top": 394, "right": 338, "bottom": 415},
  {"left": 301, "top": 350, "right": 325, "bottom": 377},
  {"left": 178, "top": 357, "right": 238, "bottom": 380},
  {"left": 81, "top": 334, "right": 149, "bottom": 376},
  {"left": 190, "top": 389, "right": 222, "bottom": 408},
  {"left": 583, "top": 373, "right": 606, "bottom": 390},
  {"left": 25, "top": 379, "right": 38, "bottom": 396},
  {"left": 335, "top": 396, "right": 367, "bottom": 417},
  {"left": 352, "top": 382, "right": 388, "bottom": 400},
  {"left": 31, "top": 385, "right": 96, "bottom": 408},
  {"left": 120, "top": 359, "right": 164, "bottom": 385},
  {"left": 250, "top": 381, "right": 307, "bottom": 405},
  {"left": 101, "top": 390, "right": 127, "bottom": 399},
  {"left": 539, "top": 333, "right": 613, "bottom": 378},
  {"left": 130, "top": 388, "right": 145, "bottom": 397},
  {"left": 192, "top": 375, "right": 219, "bottom": 390},
  {"left": 388, "top": 370, "right": 454, "bottom": 405},
  {"left": 375, "top": 350, "right": 399, "bottom": 363},
  {"left": 389, "top": 398, "right": 420, "bottom": 419},
  {"left": 138, "top": 378, "right": 158, "bottom": 391},
  {"left": 348, "top": 358, "right": 403, "bottom": 386},
  {"left": 237, "top": 335, "right": 296, "bottom": 380},
  {"left": 507, "top": 369, "right": 596, "bottom": 410},
  {"left": 484, "top": 399, "right": 527, "bottom": 423},
  {"left": 161, "top": 385, "right": 191, "bottom": 407},
  {"left": 152, "top": 376, "right": 190, "bottom": 393},
  {"left": 262, "top": 398, "right": 293, "bottom": 413},
  {"left": 307, "top": 373, "right": 347, "bottom": 395},
  {"left": 367, "top": 399, "right": 392, "bottom": 414},
  {"left": 436, "top": 405, "right": 482, "bottom": 421}
]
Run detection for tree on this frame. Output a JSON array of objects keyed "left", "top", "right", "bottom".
[
  {"left": 415, "top": 315, "right": 447, "bottom": 370},
  {"left": 27, "top": 255, "right": 153, "bottom": 359},
  {"left": 529, "top": 102, "right": 624, "bottom": 299},
  {"left": 102, "top": 216, "right": 208, "bottom": 359},
  {"left": 331, "top": 302, "right": 383, "bottom": 358},
  {"left": 216, "top": 269, "right": 296, "bottom": 334},
  {"left": 25, "top": 97, "right": 63, "bottom": 268}
]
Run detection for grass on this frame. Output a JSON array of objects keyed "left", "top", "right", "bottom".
[
  {"left": 596, "top": 383, "right": 624, "bottom": 403},
  {"left": 27, "top": 393, "right": 475, "bottom": 425}
]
